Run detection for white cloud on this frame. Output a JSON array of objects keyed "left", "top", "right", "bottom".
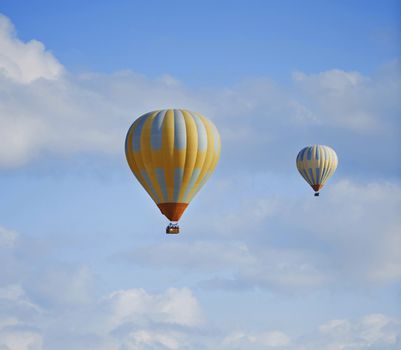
[
  {"left": 0, "top": 330, "right": 43, "bottom": 350},
  {"left": 0, "top": 284, "right": 25, "bottom": 301},
  {"left": 293, "top": 63, "right": 401, "bottom": 132},
  {"left": 47, "top": 287, "right": 204, "bottom": 350},
  {"left": 120, "top": 329, "right": 184, "bottom": 350},
  {"left": 222, "top": 330, "right": 291, "bottom": 349},
  {"left": 0, "top": 284, "right": 43, "bottom": 350},
  {"left": 0, "top": 14, "right": 63, "bottom": 83},
  {"left": 293, "top": 69, "right": 365, "bottom": 88},
  {"left": 0, "top": 227, "right": 17, "bottom": 248},
  {"left": 102, "top": 287, "right": 203, "bottom": 330},
  {"left": 310, "top": 314, "right": 401, "bottom": 350},
  {"left": 0, "top": 227, "right": 25, "bottom": 288},
  {"left": 0, "top": 69, "right": 204, "bottom": 167}
]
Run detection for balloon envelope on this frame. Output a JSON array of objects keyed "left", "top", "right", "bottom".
[
  {"left": 125, "top": 109, "right": 221, "bottom": 221},
  {"left": 296, "top": 145, "right": 338, "bottom": 193}
]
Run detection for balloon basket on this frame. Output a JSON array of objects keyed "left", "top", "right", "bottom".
[
  {"left": 314, "top": 192, "right": 320, "bottom": 197},
  {"left": 166, "top": 223, "right": 180, "bottom": 234}
]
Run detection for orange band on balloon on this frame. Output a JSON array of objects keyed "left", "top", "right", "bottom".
[
  {"left": 312, "top": 184, "right": 323, "bottom": 192},
  {"left": 157, "top": 203, "right": 189, "bottom": 221}
]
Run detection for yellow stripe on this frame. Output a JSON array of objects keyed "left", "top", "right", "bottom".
[
  {"left": 150, "top": 149, "right": 164, "bottom": 168},
  {"left": 140, "top": 112, "right": 164, "bottom": 201},
  {"left": 126, "top": 126, "right": 155, "bottom": 200}
]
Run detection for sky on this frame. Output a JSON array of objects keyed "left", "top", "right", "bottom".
[{"left": 0, "top": 1, "right": 400, "bottom": 349}]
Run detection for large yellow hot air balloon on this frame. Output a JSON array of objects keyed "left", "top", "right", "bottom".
[
  {"left": 125, "top": 109, "right": 221, "bottom": 234},
  {"left": 296, "top": 145, "right": 338, "bottom": 196}
]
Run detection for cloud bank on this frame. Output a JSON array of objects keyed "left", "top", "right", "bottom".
[{"left": 1, "top": 226, "right": 400, "bottom": 350}]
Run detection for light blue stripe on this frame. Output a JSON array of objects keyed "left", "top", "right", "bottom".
[
  {"left": 173, "top": 168, "right": 184, "bottom": 201},
  {"left": 155, "top": 168, "right": 168, "bottom": 202},
  {"left": 297, "top": 148, "right": 304, "bottom": 162},
  {"left": 315, "top": 167, "right": 321, "bottom": 184},
  {"left": 192, "top": 112, "right": 207, "bottom": 151},
  {"left": 183, "top": 168, "right": 201, "bottom": 201},
  {"left": 308, "top": 168, "right": 315, "bottom": 184},
  {"left": 307, "top": 147, "right": 313, "bottom": 160},
  {"left": 296, "top": 150, "right": 301, "bottom": 162},
  {"left": 151, "top": 110, "right": 166, "bottom": 150},
  {"left": 125, "top": 125, "right": 132, "bottom": 154},
  {"left": 298, "top": 148, "right": 303, "bottom": 161},
  {"left": 132, "top": 113, "right": 151, "bottom": 152},
  {"left": 302, "top": 147, "right": 308, "bottom": 161},
  {"left": 299, "top": 147, "right": 307, "bottom": 161},
  {"left": 174, "top": 110, "right": 187, "bottom": 150},
  {"left": 141, "top": 170, "right": 160, "bottom": 203}
]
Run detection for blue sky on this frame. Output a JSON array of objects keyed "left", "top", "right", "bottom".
[
  {"left": 0, "top": 1, "right": 400, "bottom": 349},
  {"left": 2, "top": 0, "right": 400, "bottom": 84}
]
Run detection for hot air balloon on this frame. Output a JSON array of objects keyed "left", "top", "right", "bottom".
[
  {"left": 296, "top": 145, "right": 338, "bottom": 196},
  {"left": 125, "top": 109, "right": 221, "bottom": 234}
]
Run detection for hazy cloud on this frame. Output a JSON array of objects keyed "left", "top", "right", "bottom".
[
  {"left": 0, "top": 226, "right": 17, "bottom": 248},
  {"left": 222, "top": 330, "right": 291, "bottom": 349},
  {"left": 120, "top": 179, "right": 401, "bottom": 291},
  {"left": 298, "top": 314, "right": 401, "bottom": 350}
]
